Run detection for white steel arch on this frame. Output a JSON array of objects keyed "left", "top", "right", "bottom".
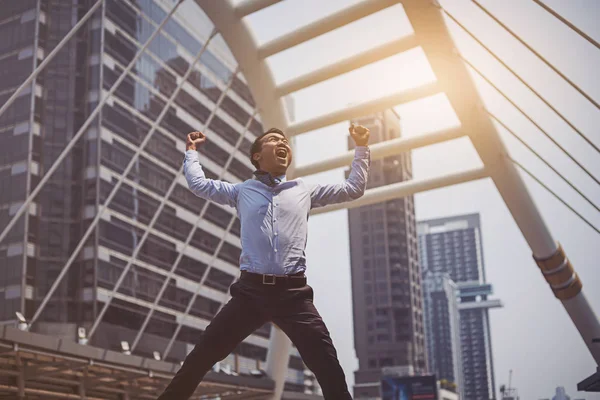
[{"left": 192, "top": 1, "right": 599, "bottom": 398}]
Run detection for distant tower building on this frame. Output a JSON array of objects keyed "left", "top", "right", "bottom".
[
  {"left": 552, "top": 386, "right": 571, "bottom": 400},
  {"left": 348, "top": 110, "right": 426, "bottom": 399},
  {"left": 422, "top": 271, "right": 464, "bottom": 399},
  {"left": 418, "top": 214, "right": 502, "bottom": 400}
]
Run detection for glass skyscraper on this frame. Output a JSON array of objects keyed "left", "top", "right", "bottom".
[
  {"left": 422, "top": 271, "right": 463, "bottom": 399},
  {"left": 0, "top": 0, "right": 306, "bottom": 391},
  {"left": 418, "top": 213, "right": 503, "bottom": 400}
]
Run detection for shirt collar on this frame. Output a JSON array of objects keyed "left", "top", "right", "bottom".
[{"left": 253, "top": 170, "right": 287, "bottom": 186}]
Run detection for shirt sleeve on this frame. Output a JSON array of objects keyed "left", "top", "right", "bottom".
[
  {"left": 309, "top": 146, "right": 370, "bottom": 209},
  {"left": 183, "top": 150, "right": 239, "bottom": 208}
]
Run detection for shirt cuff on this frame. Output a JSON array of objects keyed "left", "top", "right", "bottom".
[
  {"left": 354, "top": 146, "right": 370, "bottom": 159},
  {"left": 185, "top": 149, "right": 200, "bottom": 161}
]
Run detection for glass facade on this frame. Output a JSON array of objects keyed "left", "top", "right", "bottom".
[
  {"left": 422, "top": 271, "right": 464, "bottom": 399},
  {"left": 418, "top": 214, "right": 499, "bottom": 400},
  {"left": 0, "top": 0, "right": 305, "bottom": 389}
]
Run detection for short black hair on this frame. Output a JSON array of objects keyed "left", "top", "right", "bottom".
[{"left": 249, "top": 128, "right": 287, "bottom": 170}]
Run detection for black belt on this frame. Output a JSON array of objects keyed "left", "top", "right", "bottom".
[{"left": 240, "top": 271, "right": 306, "bottom": 288}]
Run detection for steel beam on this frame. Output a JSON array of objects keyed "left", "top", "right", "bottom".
[
  {"left": 276, "top": 35, "right": 419, "bottom": 96},
  {"left": 311, "top": 167, "right": 488, "bottom": 216},
  {"left": 286, "top": 82, "right": 440, "bottom": 136},
  {"left": 234, "top": 0, "right": 282, "bottom": 18},
  {"left": 258, "top": 0, "right": 400, "bottom": 58},
  {"left": 290, "top": 126, "right": 464, "bottom": 178}
]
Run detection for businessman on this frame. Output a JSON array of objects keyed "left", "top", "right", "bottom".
[{"left": 157, "top": 123, "right": 370, "bottom": 399}]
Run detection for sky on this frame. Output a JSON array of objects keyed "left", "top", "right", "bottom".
[{"left": 226, "top": 0, "right": 600, "bottom": 399}]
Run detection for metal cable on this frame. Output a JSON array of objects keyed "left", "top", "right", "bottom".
[
  {"left": 472, "top": 0, "right": 600, "bottom": 110},
  {"left": 510, "top": 157, "right": 600, "bottom": 236},
  {"left": 441, "top": 7, "right": 600, "bottom": 156},
  {"left": 488, "top": 111, "right": 600, "bottom": 215},
  {"left": 458, "top": 53, "right": 600, "bottom": 188},
  {"left": 532, "top": 0, "right": 600, "bottom": 51}
]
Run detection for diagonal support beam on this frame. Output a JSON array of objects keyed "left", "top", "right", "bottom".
[
  {"left": 290, "top": 126, "right": 464, "bottom": 179},
  {"left": 286, "top": 82, "right": 440, "bottom": 136},
  {"left": 258, "top": 0, "right": 400, "bottom": 58},
  {"left": 403, "top": 0, "right": 600, "bottom": 366},
  {"left": 276, "top": 34, "right": 420, "bottom": 96},
  {"left": 234, "top": 0, "right": 282, "bottom": 18},
  {"left": 311, "top": 167, "right": 488, "bottom": 215}
]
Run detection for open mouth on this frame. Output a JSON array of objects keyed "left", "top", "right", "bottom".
[{"left": 276, "top": 148, "right": 288, "bottom": 160}]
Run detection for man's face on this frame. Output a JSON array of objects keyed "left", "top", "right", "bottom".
[{"left": 253, "top": 133, "right": 292, "bottom": 175}]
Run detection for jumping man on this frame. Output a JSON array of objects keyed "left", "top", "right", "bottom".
[{"left": 157, "top": 123, "right": 370, "bottom": 399}]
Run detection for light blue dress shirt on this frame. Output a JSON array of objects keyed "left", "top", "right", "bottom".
[{"left": 183, "top": 147, "right": 370, "bottom": 275}]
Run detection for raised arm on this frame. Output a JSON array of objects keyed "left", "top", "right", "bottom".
[
  {"left": 184, "top": 131, "right": 238, "bottom": 208},
  {"left": 309, "top": 124, "right": 371, "bottom": 208}
]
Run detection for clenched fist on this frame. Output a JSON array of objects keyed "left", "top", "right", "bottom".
[
  {"left": 349, "top": 123, "right": 370, "bottom": 146},
  {"left": 186, "top": 131, "right": 207, "bottom": 151}
]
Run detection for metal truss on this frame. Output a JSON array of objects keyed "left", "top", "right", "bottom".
[
  {"left": 197, "top": 1, "right": 600, "bottom": 397},
  {"left": 0, "top": 325, "right": 274, "bottom": 399}
]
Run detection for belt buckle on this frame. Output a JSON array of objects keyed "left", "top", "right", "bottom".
[{"left": 262, "top": 274, "right": 276, "bottom": 285}]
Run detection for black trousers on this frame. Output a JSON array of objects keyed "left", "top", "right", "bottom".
[{"left": 157, "top": 276, "right": 352, "bottom": 400}]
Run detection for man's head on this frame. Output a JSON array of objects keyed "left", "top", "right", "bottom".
[{"left": 250, "top": 128, "right": 292, "bottom": 176}]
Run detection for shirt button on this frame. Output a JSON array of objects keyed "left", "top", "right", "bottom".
[
  {"left": 274, "top": 232, "right": 278, "bottom": 236},
  {"left": 274, "top": 249, "right": 278, "bottom": 252}
]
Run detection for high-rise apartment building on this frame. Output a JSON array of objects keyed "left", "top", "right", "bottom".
[
  {"left": 0, "top": 0, "right": 306, "bottom": 391},
  {"left": 422, "top": 271, "right": 463, "bottom": 399},
  {"left": 418, "top": 213, "right": 503, "bottom": 400},
  {"left": 348, "top": 110, "right": 427, "bottom": 399}
]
